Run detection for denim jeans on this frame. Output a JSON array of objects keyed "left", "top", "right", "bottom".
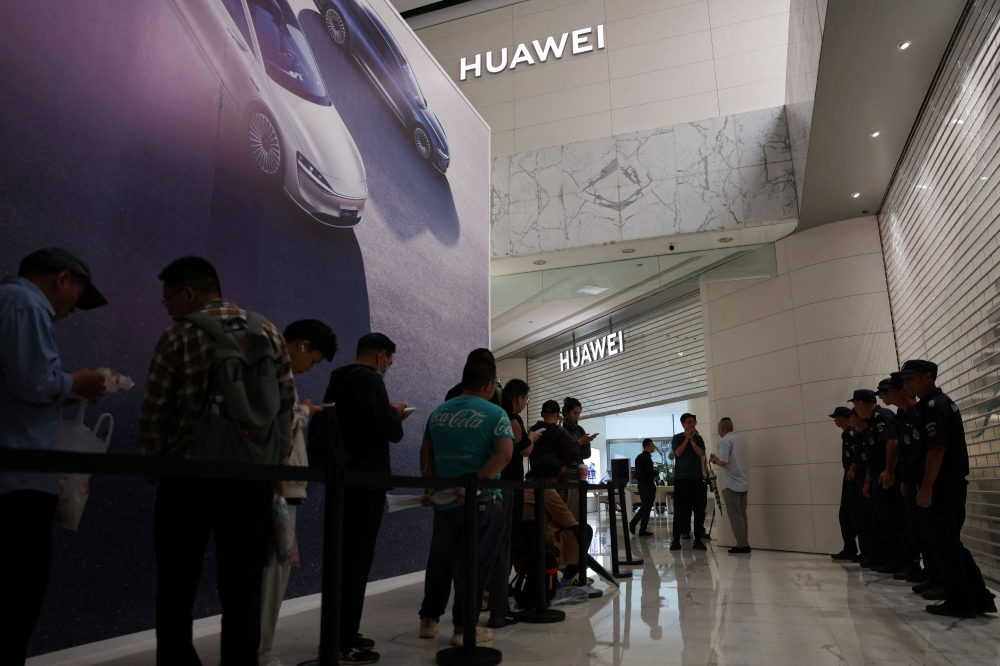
[{"left": 419, "top": 500, "right": 505, "bottom": 628}]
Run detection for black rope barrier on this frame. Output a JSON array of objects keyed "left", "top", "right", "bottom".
[{"left": 0, "top": 448, "right": 612, "bottom": 665}]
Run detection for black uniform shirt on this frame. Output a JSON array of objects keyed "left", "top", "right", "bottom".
[
  {"left": 895, "top": 405, "right": 918, "bottom": 484},
  {"left": 911, "top": 388, "right": 969, "bottom": 486},
  {"left": 866, "top": 406, "right": 897, "bottom": 473},
  {"left": 635, "top": 450, "right": 656, "bottom": 488},
  {"left": 841, "top": 428, "right": 855, "bottom": 472},
  {"left": 853, "top": 426, "right": 872, "bottom": 471}
]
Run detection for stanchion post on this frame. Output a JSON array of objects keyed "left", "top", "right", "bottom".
[
  {"left": 514, "top": 481, "right": 565, "bottom": 623},
  {"left": 435, "top": 474, "right": 502, "bottom": 666},
  {"left": 318, "top": 460, "right": 344, "bottom": 666},
  {"left": 606, "top": 484, "right": 631, "bottom": 579},
  {"left": 617, "top": 482, "right": 643, "bottom": 566}
]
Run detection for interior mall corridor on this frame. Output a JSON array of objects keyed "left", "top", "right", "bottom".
[{"left": 85, "top": 514, "right": 1000, "bottom": 666}]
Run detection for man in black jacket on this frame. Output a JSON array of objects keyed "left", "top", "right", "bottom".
[
  {"left": 630, "top": 439, "right": 657, "bottom": 537},
  {"left": 322, "top": 333, "right": 410, "bottom": 664}
]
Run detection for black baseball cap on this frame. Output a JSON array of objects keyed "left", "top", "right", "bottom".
[
  {"left": 849, "top": 389, "right": 877, "bottom": 404},
  {"left": 878, "top": 375, "right": 903, "bottom": 392},
  {"left": 19, "top": 248, "right": 107, "bottom": 310},
  {"left": 897, "top": 359, "right": 938, "bottom": 379},
  {"left": 540, "top": 399, "right": 560, "bottom": 414},
  {"left": 829, "top": 406, "right": 853, "bottom": 418}
]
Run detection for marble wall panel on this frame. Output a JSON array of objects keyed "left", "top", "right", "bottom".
[{"left": 491, "top": 106, "right": 798, "bottom": 257}]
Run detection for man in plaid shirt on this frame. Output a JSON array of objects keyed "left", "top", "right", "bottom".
[{"left": 139, "top": 256, "right": 295, "bottom": 665}]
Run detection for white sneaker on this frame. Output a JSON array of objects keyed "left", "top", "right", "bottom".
[
  {"left": 258, "top": 653, "right": 284, "bottom": 666},
  {"left": 450, "top": 626, "right": 493, "bottom": 646},
  {"left": 419, "top": 617, "right": 439, "bottom": 638}
]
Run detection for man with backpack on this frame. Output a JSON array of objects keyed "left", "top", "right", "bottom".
[{"left": 140, "top": 256, "right": 295, "bottom": 665}]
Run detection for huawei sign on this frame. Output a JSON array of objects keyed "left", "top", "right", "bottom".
[{"left": 460, "top": 25, "right": 606, "bottom": 80}]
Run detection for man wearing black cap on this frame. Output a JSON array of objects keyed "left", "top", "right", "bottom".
[
  {"left": 880, "top": 374, "right": 942, "bottom": 595},
  {"left": 0, "top": 248, "right": 108, "bottom": 664},
  {"left": 898, "top": 360, "right": 996, "bottom": 618},
  {"left": 852, "top": 388, "right": 917, "bottom": 575},
  {"left": 829, "top": 406, "right": 859, "bottom": 560},
  {"left": 847, "top": 409, "right": 882, "bottom": 567}
]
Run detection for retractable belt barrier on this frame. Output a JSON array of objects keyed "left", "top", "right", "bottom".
[{"left": 0, "top": 448, "right": 609, "bottom": 666}]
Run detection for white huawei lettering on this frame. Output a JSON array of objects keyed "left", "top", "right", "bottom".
[
  {"left": 559, "top": 330, "right": 624, "bottom": 372},
  {"left": 460, "top": 24, "right": 605, "bottom": 81}
]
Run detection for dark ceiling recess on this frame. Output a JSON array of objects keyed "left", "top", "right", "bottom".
[{"left": 400, "top": 0, "right": 475, "bottom": 18}]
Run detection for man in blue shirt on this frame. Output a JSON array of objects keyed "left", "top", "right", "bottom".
[
  {"left": 418, "top": 357, "right": 513, "bottom": 647},
  {"left": 0, "top": 248, "right": 107, "bottom": 664}
]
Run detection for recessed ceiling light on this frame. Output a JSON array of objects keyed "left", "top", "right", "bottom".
[
  {"left": 918, "top": 185, "right": 928, "bottom": 189},
  {"left": 870, "top": 130, "right": 881, "bottom": 138},
  {"left": 678, "top": 352, "right": 684, "bottom": 357},
  {"left": 951, "top": 118, "right": 964, "bottom": 125},
  {"left": 851, "top": 192, "right": 861, "bottom": 198},
  {"left": 981, "top": 176, "right": 988, "bottom": 180},
  {"left": 622, "top": 248, "right": 635, "bottom": 254},
  {"left": 719, "top": 237, "right": 733, "bottom": 243},
  {"left": 576, "top": 285, "right": 609, "bottom": 295},
  {"left": 533, "top": 259, "right": 546, "bottom": 265},
  {"left": 898, "top": 40, "right": 912, "bottom": 50}
]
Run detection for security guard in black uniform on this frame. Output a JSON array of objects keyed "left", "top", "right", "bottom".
[
  {"left": 830, "top": 406, "right": 858, "bottom": 560},
  {"left": 848, "top": 409, "right": 882, "bottom": 567},
  {"left": 876, "top": 375, "right": 930, "bottom": 584},
  {"left": 852, "top": 389, "right": 918, "bottom": 574},
  {"left": 880, "top": 373, "right": 946, "bottom": 598},
  {"left": 898, "top": 359, "right": 996, "bottom": 618}
]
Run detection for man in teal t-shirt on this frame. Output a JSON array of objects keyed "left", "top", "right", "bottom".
[
  {"left": 670, "top": 413, "right": 708, "bottom": 551},
  {"left": 417, "top": 358, "right": 513, "bottom": 646}
]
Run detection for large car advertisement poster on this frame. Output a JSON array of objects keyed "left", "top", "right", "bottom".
[{"left": 0, "top": 0, "right": 489, "bottom": 655}]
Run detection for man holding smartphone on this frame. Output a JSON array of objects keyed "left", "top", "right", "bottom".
[
  {"left": 321, "top": 333, "right": 411, "bottom": 664},
  {"left": 670, "top": 414, "right": 707, "bottom": 551}
]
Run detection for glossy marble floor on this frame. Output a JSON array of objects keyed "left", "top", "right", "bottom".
[{"left": 100, "top": 515, "right": 1000, "bottom": 666}]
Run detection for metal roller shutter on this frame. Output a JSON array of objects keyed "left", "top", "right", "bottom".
[
  {"left": 879, "top": 0, "right": 1000, "bottom": 582},
  {"left": 526, "top": 294, "right": 706, "bottom": 420}
]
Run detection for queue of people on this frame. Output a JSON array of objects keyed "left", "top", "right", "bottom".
[
  {"left": 832, "top": 363, "right": 996, "bottom": 619},
  {"left": 0, "top": 247, "right": 607, "bottom": 665}
]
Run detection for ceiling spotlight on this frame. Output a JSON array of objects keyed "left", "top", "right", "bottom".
[
  {"left": 719, "top": 237, "right": 733, "bottom": 243},
  {"left": 918, "top": 185, "right": 928, "bottom": 189},
  {"left": 851, "top": 192, "right": 861, "bottom": 198},
  {"left": 622, "top": 248, "right": 635, "bottom": 254},
  {"left": 898, "top": 40, "right": 912, "bottom": 50},
  {"left": 951, "top": 118, "right": 964, "bottom": 125},
  {"left": 533, "top": 259, "right": 546, "bottom": 265},
  {"left": 870, "top": 130, "right": 881, "bottom": 137},
  {"left": 981, "top": 176, "right": 988, "bottom": 180}
]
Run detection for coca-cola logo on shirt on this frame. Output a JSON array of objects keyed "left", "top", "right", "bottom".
[{"left": 431, "top": 409, "right": 487, "bottom": 429}]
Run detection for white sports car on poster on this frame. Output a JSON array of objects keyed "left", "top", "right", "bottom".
[{"left": 171, "top": 0, "right": 368, "bottom": 227}]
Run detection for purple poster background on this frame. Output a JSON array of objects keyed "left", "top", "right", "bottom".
[{"left": 0, "top": 0, "right": 490, "bottom": 655}]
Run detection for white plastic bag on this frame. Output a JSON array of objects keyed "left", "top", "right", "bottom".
[
  {"left": 54, "top": 404, "right": 114, "bottom": 531},
  {"left": 272, "top": 495, "right": 300, "bottom": 565}
]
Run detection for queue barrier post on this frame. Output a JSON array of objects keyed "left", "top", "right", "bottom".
[
  {"left": 577, "top": 480, "right": 602, "bottom": 599},
  {"left": 514, "top": 480, "right": 565, "bottom": 624},
  {"left": 436, "top": 474, "right": 502, "bottom": 666},
  {"left": 314, "top": 459, "right": 345, "bottom": 665},
  {"left": 617, "top": 482, "right": 643, "bottom": 566},
  {"left": 606, "top": 483, "right": 631, "bottom": 579}
]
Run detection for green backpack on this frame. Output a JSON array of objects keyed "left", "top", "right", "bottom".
[{"left": 184, "top": 311, "right": 291, "bottom": 465}]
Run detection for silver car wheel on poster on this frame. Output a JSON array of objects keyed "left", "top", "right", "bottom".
[
  {"left": 413, "top": 126, "right": 432, "bottom": 160},
  {"left": 248, "top": 110, "right": 282, "bottom": 176},
  {"left": 325, "top": 7, "right": 347, "bottom": 45}
]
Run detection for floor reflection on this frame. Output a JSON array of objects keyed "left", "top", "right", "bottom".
[{"left": 87, "top": 515, "right": 1000, "bottom": 666}]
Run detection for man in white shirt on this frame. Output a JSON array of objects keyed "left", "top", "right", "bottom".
[{"left": 710, "top": 418, "right": 750, "bottom": 554}]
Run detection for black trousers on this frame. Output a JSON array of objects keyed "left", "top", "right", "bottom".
[
  {"left": 850, "top": 475, "right": 877, "bottom": 558},
  {"left": 154, "top": 478, "right": 272, "bottom": 666},
  {"left": 630, "top": 485, "right": 655, "bottom": 533},
  {"left": 339, "top": 488, "right": 386, "bottom": 652},
  {"left": 672, "top": 479, "right": 705, "bottom": 541},
  {"left": 487, "top": 488, "right": 515, "bottom": 616},
  {"left": 838, "top": 476, "right": 858, "bottom": 555},
  {"left": 903, "top": 480, "right": 941, "bottom": 584},
  {"left": 870, "top": 468, "right": 916, "bottom": 564},
  {"left": 0, "top": 490, "right": 58, "bottom": 666},
  {"left": 919, "top": 481, "right": 990, "bottom": 608}
]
